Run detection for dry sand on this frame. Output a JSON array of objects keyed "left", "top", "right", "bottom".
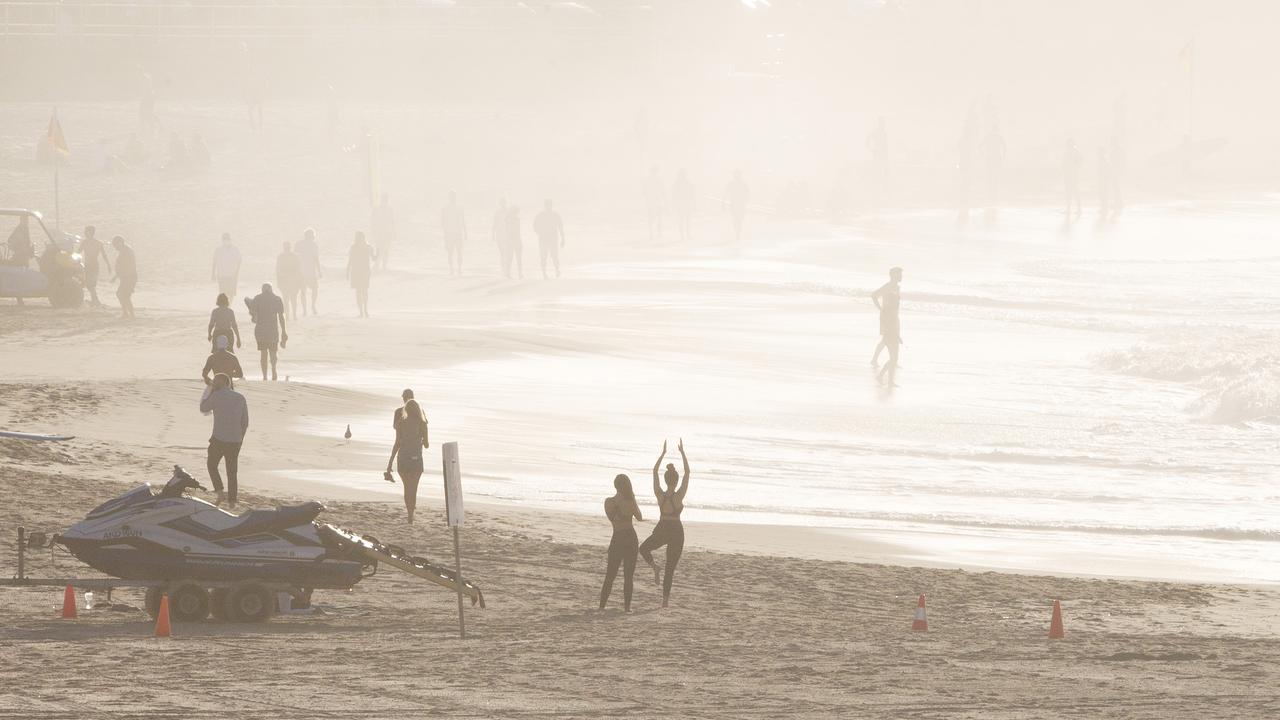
[{"left": 1, "top": 101, "right": 1279, "bottom": 718}]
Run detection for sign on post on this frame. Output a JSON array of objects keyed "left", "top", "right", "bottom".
[
  {"left": 441, "top": 441, "right": 466, "bottom": 639},
  {"left": 441, "top": 441, "right": 464, "bottom": 527}
]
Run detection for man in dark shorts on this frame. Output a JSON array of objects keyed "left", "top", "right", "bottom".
[
  {"left": 80, "top": 225, "right": 111, "bottom": 306},
  {"left": 533, "top": 199, "right": 565, "bottom": 279},
  {"left": 871, "top": 266, "right": 903, "bottom": 387},
  {"left": 201, "top": 335, "right": 244, "bottom": 385},
  {"left": 296, "top": 228, "right": 321, "bottom": 315},
  {"left": 110, "top": 236, "right": 137, "bottom": 318},
  {"left": 441, "top": 191, "right": 467, "bottom": 276},
  {"left": 199, "top": 372, "right": 249, "bottom": 507},
  {"left": 247, "top": 283, "right": 287, "bottom": 381}
]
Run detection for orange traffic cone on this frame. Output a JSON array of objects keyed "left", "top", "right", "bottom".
[
  {"left": 911, "top": 594, "right": 929, "bottom": 632},
  {"left": 1048, "top": 599, "right": 1065, "bottom": 639},
  {"left": 60, "top": 585, "right": 77, "bottom": 619},
  {"left": 154, "top": 594, "right": 172, "bottom": 638}
]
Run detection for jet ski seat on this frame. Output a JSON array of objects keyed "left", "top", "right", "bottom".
[{"left": 221, "top": 501, "right": 325, "bottom": 537}]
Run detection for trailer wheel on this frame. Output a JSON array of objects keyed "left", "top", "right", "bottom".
[
  {"left": 224, "top": 583, "right": 274, "bottom": 623},
  {"left": 144, "top": 586, "right": 164, "bottom": 619},
  {"left": 209, "top": 588, "right": 229, "bottom": 621},
  {"left": 169, "top": 583, "right": 211, "bottom": 622}
]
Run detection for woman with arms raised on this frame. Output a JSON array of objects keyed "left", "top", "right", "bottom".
[{"left": 638, "top": 439, "right": 690, "bottom": 608}]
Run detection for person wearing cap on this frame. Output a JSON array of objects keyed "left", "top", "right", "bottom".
[
  {"left": 247, "top": 282, "right": 287, "bottom": 381},
  {"left": 202, "top": 335, "right": 244, "bottom": 385},
  {"left": 199, "top": 373, "right": 249, "bottom": 507},
  {"left": 385, "top": 389, "right": 429, "bottom": 523}
]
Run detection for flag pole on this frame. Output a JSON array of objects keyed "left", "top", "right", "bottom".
[{"left": 52, "top": 107, "right": 60, "bottom": 230}]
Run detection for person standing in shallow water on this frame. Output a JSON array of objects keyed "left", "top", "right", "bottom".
[
  {"left": 385, "top": 389, "right": 429, "bottom": 524},
  {"left": 296, "top": 228, "right": 322, "bottom": 316},
  {"left": 533, "top": 199, "right": 565, "bottom": 279},
  {"left": 639, "top": 439, "right": 690, "bottom": 608},
  {"left": 441, "top": 191, "right": 467, "bottom": 276},
  {"left": 276, "top": 241, "right": 303, "bottom": 320},
  {"left": 346, "top": 231, "right": 375, "bottom": 317},
  {"left": 600, "top": 473, "right": 643, "bottom": 612},
  {"left": 80, "top": 225, "right": 111, "bottom": 306},
  {"left": 871, "top": 267, "right": 903, "bottom": 387},
  {"left": 110, "top": 236, "right": 137, "bottom": 318}
]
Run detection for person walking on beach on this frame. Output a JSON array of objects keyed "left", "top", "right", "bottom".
[
  {"left": 296, "top": 228, "right": 322, "bottom": 316},
  {"left": 442, "top": 191, "right": 468, "bottom": 276},
  {"left": 346, "top": 231, "right": 375, "bottom": 317},
  {"left": 503, "top": 205, "right": 524, "bottom": 279},
  {"left": 200, "top": 372, "right": 248, "bottom": 507},
  {"left": 212, "top": 233, "right": 241, "bottom": 298},
  {"left": 276, "top": 241, "right": 303, "bottom": 320},
  {"left": 871, "top": 267, "right": 903, "bottom": 387},
  {"left": 534, "top": 199, "right": 565, "bottom": 279},
  {"left": 672, "top": 169, "right": 694, "bottom": 243},
  {"left": 385, "top": 389, "right": 429, "bottom": 524},
  {"left": 110, "top": 236, "right": 137, "bottom": 318},
  {"left": 639, "top": 439, "right": 690, "bottom": 608},
  {"left": 599, "top": 473, "right": 643, "bottom": 612},
  {"left": 1062, "top": 138, "right": 1083, "bottom": 219},
  {"left": 371, "top": 193, "right": 396, "bottom": 271},
  {"left": 247, "top": 283, "right": 287, "bottom": 381},
  {"left": 207, "top": 292, "right": 241, "bottom": 352},
  {"left": 726, "top": 170, "right": 749, "bottom": 242},
  {"left": 80, "top": 225, "right": 111, "bottom": 306},
  {"left": 201, "top": 335, "right": 244, "bottom": 385}
]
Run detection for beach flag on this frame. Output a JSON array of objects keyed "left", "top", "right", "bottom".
[
  {"left": 46, "top": 111, "right": 70, "bottom": 156},
  {"left": 1048, "top": 599, "right": 1065, "bottom": 639},
  {"left": 911, "top": 594, "right": 928, "bottom": 632}
]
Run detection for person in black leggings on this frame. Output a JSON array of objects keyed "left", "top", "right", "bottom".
[
  {"left": 599, "top": 473, "right": 643, "bottom": 611},
  {"left": 639, "top": 439, "right": 690, "bottom": 607}
]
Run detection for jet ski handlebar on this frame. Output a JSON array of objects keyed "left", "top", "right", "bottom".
[{"left": 158, "top": 465, "right": 207, "bottom": 498}]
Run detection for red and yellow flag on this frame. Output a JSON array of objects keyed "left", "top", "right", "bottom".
[{"left": 46, "top": 111, "right": 69, "bottom": 155}]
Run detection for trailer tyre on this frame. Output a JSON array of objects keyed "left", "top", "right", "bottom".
[
  {"left": 169, "top": 583, "right": 211, "bottom": 622},
  {"left": 224, "top": 583, "right": 274, "bottom": 623}
]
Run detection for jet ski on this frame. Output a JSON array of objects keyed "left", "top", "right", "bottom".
[
  {"left": 59, "top": 466, "right": 364, "bottom": 589},
  {"left": 53, "top": 465, "right": 484, "bottom": 622}
]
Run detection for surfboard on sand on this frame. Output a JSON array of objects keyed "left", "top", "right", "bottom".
[{"left": 0, "top": 430, "right": 74, "bottom": 442}]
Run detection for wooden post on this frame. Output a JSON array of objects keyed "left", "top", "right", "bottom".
[
  {"left": 16, "top": 527, "right": 24, "bottom": 581},
  {"left": 441, "top": 441, "right": 466, "bottom": 639},
  {"left": 452, "top": 525, "right": 465, "bottom": 640}
]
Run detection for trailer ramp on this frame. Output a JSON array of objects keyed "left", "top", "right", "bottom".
[{"left": 318, "top": 525, "right": 484, "bottom": 608}]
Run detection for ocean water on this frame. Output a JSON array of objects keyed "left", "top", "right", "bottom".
[{"left": 295, "top": 198, "right": 1280, "bottom": 585}]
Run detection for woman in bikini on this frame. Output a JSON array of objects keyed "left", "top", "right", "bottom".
[
  {"left": 599, "top": 473, "right": 643, "bottom": 612},
  {"left": 639, "top": 439, "right": 690, "bottom": 608}
]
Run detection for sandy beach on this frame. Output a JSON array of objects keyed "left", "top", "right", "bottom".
[{"left": 2, "top": 95, "right": 1280, "bottom": 718}]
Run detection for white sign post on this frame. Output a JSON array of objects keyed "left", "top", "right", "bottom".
[{"left": 441, "top": 441, "right": 466, "bottom": 639}]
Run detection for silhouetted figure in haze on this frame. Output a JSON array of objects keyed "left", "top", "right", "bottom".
[
  {"left": 1063, "top": 138, "right": 1083, "bottom": 218},
  {"left": 385, "top": 389, "right": 429, "bottom": 524},
  {"left": 247, "top": 283, "right": 287, "bottom": 381},
  {"left": 491, "top": 198, "right": 509, "bottom": 276},
  {"left": 137, "top": 68, "right": 158, "bottom": 137},
  {"left": 371, "top": 193, "right": 396, "bottom": 271},
  {"left": 871, "top": 267, "right": 903, "bottom": 387},
  {"left": 5, "top": 216, "right": 33, "bottom": 268},
  {"left": 80, "top": 225, "right": 111, "bottom": 306},
  {"left": 867, "top": 116, "right": 890, "bottom": 208},
  {"left": 599, "top": 473, "right": 643, "bottom": 612},
  {"left": 503, "top": 206, "right": 524, "bottom": 279},
  {"left": 110, "top": 236, "right": 137, "bottom": 318},
  {"left": 534, "top": 200, "right": 565, "bottom": 279},
  {"left": 644, "top": 165, "right": 665, "bottom": 241},
  {"left": 212, "top": 233, "right": 241, "bottom": 298},
  {"left": 200, "top": 373, "right": 248, "bottom": 508},
  {"left": 296, "top": 228, "right": 322, "bottom": 315},
  {"left": 346, "top": 231, "right": 375, "bottom": 317},
  {"left": 202, "top": 335, "right": 244, "bottom": 385},
  {"left": 276, "top": 241, "right": 303, "bottom": 320},
  {"left": 208, "top": 292, "right": 242, "bottom": 353},
  {"left": 1108, "top": 134, "right": 1124, "bottom": 215},
  {"left": 639, "top": 439, "right": 690, "bottom": 608},
  {"left": 672, "top": 169, "right": 694, "bottom": 243},
  {"left": 441, "top": 191, "right": 468, "bottom": 276},
  {"left": 190, "top": 132, "right": 210, "bottom": 172},
  {"left": 238, "top": 42, "right": 264, "bottom": 132},
  {"left": 726, "top": 170, "right": 749, "bottom": 242}
]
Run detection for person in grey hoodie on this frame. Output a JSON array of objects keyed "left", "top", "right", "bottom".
[{"left": 200, "top": 373, "right": 249, "bottom": 507}]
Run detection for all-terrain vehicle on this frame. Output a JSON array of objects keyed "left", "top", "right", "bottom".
[{"left": 0, "top": 208, "right": 85, "bottom": 308}]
